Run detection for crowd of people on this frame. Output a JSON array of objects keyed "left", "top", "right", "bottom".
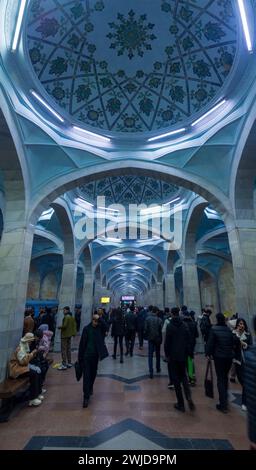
[{"left": 8, "top": 303, "right": 256, "bottom": 449}]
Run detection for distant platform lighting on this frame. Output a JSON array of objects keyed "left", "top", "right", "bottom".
[
  {"left": 11, "top": 0, "right": 27, "bottom": 51},
  {"left": 31, "top": 90, "right": 64, "bottom": 123},
  {"left": 238, "top": 0, "right": 253, "bottom": 52}
]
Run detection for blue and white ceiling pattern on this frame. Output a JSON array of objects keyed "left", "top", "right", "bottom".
[
  {"left": 77, "top": 175, "right": 180, "bottom": 205},
  {"left": 26, "top": 0, "right": 238, "bottom": 134}
]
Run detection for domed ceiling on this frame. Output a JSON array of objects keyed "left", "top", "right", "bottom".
[
  {"left": 77, "top": 175, "right": 180, "bottom": 205},
  {"left": 26, "top": 0, "right": 238, "bottom": 134}
]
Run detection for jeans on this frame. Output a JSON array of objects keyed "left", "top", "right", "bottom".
[
  {"left": 214, "top": 358, "right": 232, "bottom": 409},
  {"left": 169, "top": 360, "right": 191, "bottom": 407},
  {"left": 148, "top": 340, "right": 161, "bottom": 375}
]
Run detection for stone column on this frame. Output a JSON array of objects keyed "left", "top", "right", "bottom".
[
  {"left": 0, "top": 226, "right": 34, "bottom": 380},
  {"left": 154, "top": 282, "right": 164, "bottom": 310},
  {"left": 182, "top": 261, "right": 201, "bottom": 314},
  {"left": 81, "top": 272, "right": 93, "bottom": 328},
  {"left": 164, "top": 273, "right": 176, "bottom": 308},
  {"left": 228, "top": 225, "right": 256, "bottom": 324},
  {"left": 54, "top": 261, "right": 77, "bottom": 352}
]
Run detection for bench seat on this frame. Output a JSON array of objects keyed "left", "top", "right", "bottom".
[{"left": 0, "top": 377, "right": 30, "bottom": 400}]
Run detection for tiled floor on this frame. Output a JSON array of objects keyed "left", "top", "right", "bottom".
[{"left": 0, "top": 338, "right": 249, "bottom": 450}]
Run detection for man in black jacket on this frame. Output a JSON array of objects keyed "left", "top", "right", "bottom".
[
  {"left": 78, "top": 314, "right": 108, "bottom": 408},
  {"left": 244, "top": 316, "right": 256, "bottom": 450},
  {"left": 164, "top": 307, "right": 195, "bottom": 412},
  {"left": 206, "top": 313, "right": 234, "bottom": 413}
]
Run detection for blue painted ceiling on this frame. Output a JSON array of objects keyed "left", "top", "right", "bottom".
[
  {"left": 26, "top": 0, "right": 238, "bottom": 134},
  {"left": 77, "top": 174, "right": 180, "bottom": 205}
]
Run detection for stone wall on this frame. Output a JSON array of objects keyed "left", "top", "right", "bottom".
[
  {"left": 27, "top": 264, "right": 40, "bottom": 299},
  {"left": 41, "top": 272, "right": 58, "bottom": 299}
]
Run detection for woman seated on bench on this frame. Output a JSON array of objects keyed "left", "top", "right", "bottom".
[{"left": 9, "top": 333, "right": 45, "bottom": 407}]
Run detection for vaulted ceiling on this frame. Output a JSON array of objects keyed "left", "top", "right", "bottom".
[{"left": 26, "top": 0, "right": 238, "bottom": 134}]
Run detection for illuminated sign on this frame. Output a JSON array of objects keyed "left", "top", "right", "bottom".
[
  {"left": 101, "top": 297, "right": 110, "bottom": 303},
  {"left": 121, "top": 296, "right": 135, "bottom": 301}
]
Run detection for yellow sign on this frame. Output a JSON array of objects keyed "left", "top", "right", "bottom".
[{"left": 101, "top": 297, "right": 110, "bottom": 303}]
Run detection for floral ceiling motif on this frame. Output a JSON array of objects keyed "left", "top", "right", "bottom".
[
  {"left": 78, "top": 175, "right": 180, "bottom": 205},
  {"left": 26, "top": 0, "right": 238, "bottom": 133}
]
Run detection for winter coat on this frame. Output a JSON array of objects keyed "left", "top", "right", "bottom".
[
  {"left": 244, "top": 345, "right": 256, "bottom": 443},
  {"left": 144, "top": 314, "right": 162, "bottom": 343},
  {"left": 124, "top": 311, "right": 137, "bottom": 332},
  {"left": 110, "top": 313, "right": 125, "bottom": 337},
  {"left": 233, "top": 329, "right": 252, "bottom": 365},
  {"left": 60, "top": 314, "right": 76, "bottom": 338},
  {"left": 200, "top": 314, "right": 212, "bottom": 343},
  {"left": 9, "top": 342, "right": 34, "bottom": 378},
  {"left": 164, "top": 317, "right": 192, "bottom": 361},
  {"left": 183, "top": 316, "right": 199, "bottom": 353},
  {"left": 38, "top": 330, "right": 53, "bottom": 355},
  {"left": 78, "top": 323, "right": 109, "bottom": 365},
  {"left": 205, "top": 325, "right": 234, "bottom": 359}
]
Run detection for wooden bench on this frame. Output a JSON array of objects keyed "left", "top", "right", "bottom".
[{"left": 0, "top": 377, "right": 30, "bottom": 422}]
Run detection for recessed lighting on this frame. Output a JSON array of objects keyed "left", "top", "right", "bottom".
[
  {"left": 11, "top": 0, "right": 27, "bottom": 52},
  {"left": 238, "top": 0, "right": 253, "bottom": 52},
  {"left": 31, "top": 90, "right": 64, "bottom": 123},
  {"left": 73, "top": 126, "right": 110, "bottom": 143},
  {"left": 148, "top": 128, "right": 186, "bottom": 142},
  {"left": 191, "top": 100, "right": 226, "bottom": 127}
]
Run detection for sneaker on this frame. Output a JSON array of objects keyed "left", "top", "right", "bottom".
[
  {"left": 58, "top": 364, "right": 67, "bottom": 370},
  {"left": 168, "top": 383, "right": 174, "bottom": 389},
  {"left": 29, "top": 398, "right": 42, "bottom": 406},
  {"left": 174, "top": 403, "right": 185, "bottom": 412},
  {"left": 241, "top": 404, "right": 247, "bottom": 411},
  {"left": 38, "top": 395, "right": 44, "bottom": 401},
  {"left": 42, "top": 389, "right": 47, "bottom": 394},
  {"left": 67, "top": 363, "right": 73, "bottom": 368}
]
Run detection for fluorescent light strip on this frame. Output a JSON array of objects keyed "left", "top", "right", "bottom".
[
  {"left": 98, "top": 206, "right": 119, "bottom": 213},
  {"left": 73, "top": 126, "right": 110, "bottom": 143},
  {"left": 148, "top": 127, "right": 186, "bottom": 142},
  {"left": 11, "top": 0, "right": 27, "bottom": 51},
  {"left": 191, "top": 100, "right": 226, "bottom": 127},
  {"left": 31, "top": 90, "right": 64, "bottom": 123},
  {"left": 163, "top": 197, "right": 180, "bottom": 206},
  {"left": 238, "top": 0, "right": 253, "bottom": 52}
]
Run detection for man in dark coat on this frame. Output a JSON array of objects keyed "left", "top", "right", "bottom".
[
  {"left": 244, "top": 316, "right": 256, "bottom": 450},
  {"left": 78, "top": 314, "right": 108, "bottom": 408},
  {"left": 164, "top": 307, "right": 195, "bottom": 412},
  {"left": 206, "top": 313, "right": 234, "bottom": 413}
]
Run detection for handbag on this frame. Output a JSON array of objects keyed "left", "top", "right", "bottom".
[
  {"left": 74, "top": 361, "right": 83, "bottom": 381},
  {"left": 204, "top": 359, "right": 214, "bottom": 398}
]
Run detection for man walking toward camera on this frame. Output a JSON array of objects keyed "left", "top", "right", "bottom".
[{"left": 78, "top": 314, "right": 108, "bottom": 408}]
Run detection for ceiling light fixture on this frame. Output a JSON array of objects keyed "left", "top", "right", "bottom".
[
  {"left": 73, "top": 126, "right": 111, "bottom": 143},
  {"left": 11, "top": 0, "right": 27, "bottom": 51},
  {"left": 148, "top": 127, "right": 186, "bottom": 142},
  {"left": 31, "top": 90, "right": 64, "bottom": 123},
  {"left": 238, "top": 0, "right": 253, "bottom": 52},
  {"left": 191, "top": 100, "right": 226, "bottom": 127},
  {"left": 163, "top": 197, "right": 180, "bottom": 206}
]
